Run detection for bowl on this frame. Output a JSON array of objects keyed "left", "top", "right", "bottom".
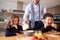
[{"left": 23, "top": 30, "right": 34, "bottom": 36}]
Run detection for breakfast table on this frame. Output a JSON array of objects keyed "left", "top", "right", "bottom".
[
  {"left": 0, "top": 34, "right": 32, "bottom": 40},
  {"left": 0, "top": 31, "right": 60, "bottom": 40}
]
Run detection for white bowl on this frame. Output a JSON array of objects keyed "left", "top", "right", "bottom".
[{"left": 23, "top": 30, "right": 34, "bottom": 36}]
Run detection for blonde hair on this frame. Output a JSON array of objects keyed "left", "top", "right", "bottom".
[{"left": 5, "top": 14, "right": 19, "bottom": 28}]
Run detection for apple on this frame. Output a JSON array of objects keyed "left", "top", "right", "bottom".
[
  {"left": 32, "top": 36, "right": 42, "bottom": 40},
  {"left": 32, "top": 36, "right": 38, "bottom": 40},
  {"left": 42, "top": 38, "right": 48, "bottom": 40}
]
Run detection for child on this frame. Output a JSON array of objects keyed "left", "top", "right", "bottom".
[
  {"left": 42, "top": 13, "right": 58, "bottom": 33},
  {"left": 5, "top": 15, "right": 23, "bottom": 36}
]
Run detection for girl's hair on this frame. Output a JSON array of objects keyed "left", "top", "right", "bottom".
[{"left": 5, "top": 14, "right": 19, "bottom": 28}]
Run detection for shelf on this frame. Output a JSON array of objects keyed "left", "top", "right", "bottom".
[
  {"left": 0, "top": 21, "right": 5, "bottom": 24},
  {"left": 54, "top": 21, "right": 60, "bottom": 23},
  {"left": 0, "top": 12, "right": 24, "bottom": 15}
]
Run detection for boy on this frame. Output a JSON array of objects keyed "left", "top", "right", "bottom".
[{"left": 42, "top": 13, "right": 57, "bottom": 33}]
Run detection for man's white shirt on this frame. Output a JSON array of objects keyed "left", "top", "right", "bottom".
[{"left": 23, "top": 2, "right": 46, "bottom": 21}]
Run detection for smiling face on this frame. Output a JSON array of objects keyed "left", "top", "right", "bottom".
[
  {"left": 43, "top": 13, "right": 53, "bottom": 26},
  {"left": 33, "top": 0, "right": 40, "bottom": 4},
  {"left": 44, "top": 17, "right": 53, "bottom": 26},
  {"left": 13, "top": 18, "right": 19, "bottom": 25}
]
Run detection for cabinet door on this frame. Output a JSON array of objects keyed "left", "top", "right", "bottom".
[{"left": 17, "top": 1, "right": 23, "bottom": 10}]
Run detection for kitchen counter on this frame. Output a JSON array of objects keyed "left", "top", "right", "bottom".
[{"left": 0, "top": 33, "right": 60, "bottom": 40}]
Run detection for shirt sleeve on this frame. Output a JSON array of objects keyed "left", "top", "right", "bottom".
[
  {"left": 41, "top": 3, "right": 46, "bottom": 15},
  {"left": 41, "top": 7, "right": 46, "bottom": 22},
  {"left": 44, "top": 7, "right": 46, "bottom": 13},
  {"left": 43, "top": 7, "right": 46, "bottom": 17},
  {"left": 23, "top": 5, "right": 30, "bottom": 21}
]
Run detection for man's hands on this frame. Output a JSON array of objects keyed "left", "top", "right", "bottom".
[{"left": 22, "top": 21, "right": 29, "bottom": 30}]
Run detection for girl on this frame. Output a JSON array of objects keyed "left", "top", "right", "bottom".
[{"left": 5, "top": 15, "right": 23, "bottom": 36}]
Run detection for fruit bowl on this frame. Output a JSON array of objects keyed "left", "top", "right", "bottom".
[
  {"left": 32, "top": 33, "right": 48, "bottom": 40},
  {"left": 32, "top": 36, "right": 48, "bottom": 40}
]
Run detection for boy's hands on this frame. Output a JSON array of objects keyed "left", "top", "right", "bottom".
[{"left": 51, "top": 23, "right": 57, "bottom": 29}]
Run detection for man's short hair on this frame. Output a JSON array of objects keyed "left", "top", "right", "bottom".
[{"left": 43, "top": 13, "right": 53, "bottom": 19}]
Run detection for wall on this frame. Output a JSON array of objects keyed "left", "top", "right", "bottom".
[
  {"left": 17, "top": 1, "right": 23, "bottom": 10},
  {"left": 0, "top": 0, "right": 17, "bottom": 11},
  {"left": 0, "top": 0, "right": 24, "bottom": 23},
  {"left": 47, "top": 5, "right": 60, "bottom": 14}
]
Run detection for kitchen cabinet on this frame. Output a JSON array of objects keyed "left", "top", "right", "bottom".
[
  {"left": 47, "top": 5, "right": 60, "bottom": 14},
  {"left": 0, "top": 11, "right": 24, "bottom": 28}
]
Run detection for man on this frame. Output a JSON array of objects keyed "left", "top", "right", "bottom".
[
  {"left": 23, "top": 0, "right": 46, "bottom": 30},
  {"left": 42, "top": 13, "right": 58, "bottom": 33}
]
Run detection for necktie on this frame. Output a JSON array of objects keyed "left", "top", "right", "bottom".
[{"left": 30, "top": 2, "right": 40, "bottom": 29}]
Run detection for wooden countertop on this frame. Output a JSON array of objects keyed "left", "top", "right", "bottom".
[
  {"left": 0, "top": 33, "right": 60, "bottom": 40},
  {"left": 0, "top": 34, "right": 32, "bottom": 40}
]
